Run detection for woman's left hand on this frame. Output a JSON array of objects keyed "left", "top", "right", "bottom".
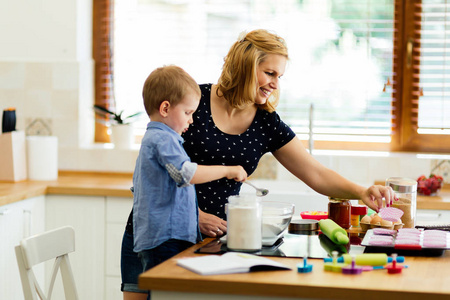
[{"left": 361, "top": 185, "right": 397, "bottom": 212}]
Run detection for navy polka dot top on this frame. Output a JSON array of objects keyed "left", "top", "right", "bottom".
[{"left": 182, "top": 84, "right": 296, "bottom": 220}]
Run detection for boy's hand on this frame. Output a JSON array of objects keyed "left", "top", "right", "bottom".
[{"left": 226, "top": 166, "right": 247, "bottom": 182}]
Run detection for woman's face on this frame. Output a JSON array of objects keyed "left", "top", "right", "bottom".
[{"left": 255, "top": 54, "right": 287, "bottom": 105}]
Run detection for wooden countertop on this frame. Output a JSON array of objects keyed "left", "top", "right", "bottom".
[
  {"left": 0, "top": 171, "right": 133, "bottom": 206},
  {"left": 139, "top": 238, "right": 450, "bottom": 300}
]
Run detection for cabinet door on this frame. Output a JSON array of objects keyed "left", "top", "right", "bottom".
[
  {"left": 0, "top": 196, "right": 45, "bottom": 300},
  {"left": 46, "top": 194, "right": 105, "bottom": 300},
  {"left": 105, "top": 196, "right": 133, "bottom": 299},
  {"left": 0, "top": 202, "right": 24, "bottom": 300}
]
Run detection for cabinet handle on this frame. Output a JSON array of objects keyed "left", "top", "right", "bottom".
[
  {"left": 23, "top": 209, "right": 31, "bottom": 238},
  {"left": 0, "top": 208, "right": 10, "bottom": 215}
]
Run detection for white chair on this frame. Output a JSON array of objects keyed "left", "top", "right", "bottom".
[{"left": 15, "top": 226, "right": 78, "bottom": 300}]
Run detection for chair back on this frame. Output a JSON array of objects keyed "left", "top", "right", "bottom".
[{"left": 15, "top": 226, "right": 78, "bottom": 300}]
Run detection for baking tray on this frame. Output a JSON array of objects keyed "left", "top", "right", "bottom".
[{"left": 361, "top": 229, "right": 450, "bottom": 257}]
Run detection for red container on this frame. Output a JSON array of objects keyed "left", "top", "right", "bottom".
[{"left": 300, "top": 211, "right": 328, "bottom": 220}]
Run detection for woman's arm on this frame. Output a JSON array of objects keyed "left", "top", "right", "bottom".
[{"left": 272, "top": 137, "right": 396, "bottom": 212}]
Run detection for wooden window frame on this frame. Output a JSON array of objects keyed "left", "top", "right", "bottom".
[
  {"left": 93, "top": 0, "right": 113, "bottom": 143},
  {"left": 391, "top": 0, "right": 450, "bottom": 153}
]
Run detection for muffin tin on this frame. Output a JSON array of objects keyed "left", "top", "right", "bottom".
[{"left": 362, "top": 228, "right": 450, "bottom": 256}]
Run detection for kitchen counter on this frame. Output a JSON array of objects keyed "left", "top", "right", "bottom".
[
  {"left": 0, "top": 171, "right": 133, "bottom": 206},
  {"left": 0, "top": 172, "right": 449, "bottom": 210},
  {"left": 139, "top": 237, "right": 450, "bottom": 300}
]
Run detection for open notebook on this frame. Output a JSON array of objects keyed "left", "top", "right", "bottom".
[{"left": 177, "top": 252, "right": 291, "bottom": 275}]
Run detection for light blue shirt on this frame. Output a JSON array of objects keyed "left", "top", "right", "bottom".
[{"left": 132, "top": 122, "right": 200, "bottom": 252}]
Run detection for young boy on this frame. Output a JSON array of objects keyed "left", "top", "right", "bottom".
[{"left": 132, "top": 65, "right": 247, "bottom": 287}]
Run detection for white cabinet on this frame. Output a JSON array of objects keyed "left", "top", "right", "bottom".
[
  {"left": 105, "top": 196, "right": 133, "bottom": 299},
  {"left": 45, "top": 195, "right": 105, "bottom": 300},
  {"left": 0, "top": 196, "right": 45, "bottom": 300},
  {"left": 45, "top": 194, "right": 132, "bottom": 300}
]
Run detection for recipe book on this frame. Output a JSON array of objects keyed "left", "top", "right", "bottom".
[{"left": 176, "top": 252, "right": 291, "bottom": 275}]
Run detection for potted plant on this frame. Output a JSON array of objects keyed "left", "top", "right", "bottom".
[{"left": 94, "top": 105, "right": 144, "bottom": 149}]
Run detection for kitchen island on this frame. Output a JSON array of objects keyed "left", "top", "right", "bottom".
[
  {"left": 139, "top": 237, "right": 450, "bottom": 300},
  {"left": 1, "top": 172, "right": 450, "bottom": 299}
]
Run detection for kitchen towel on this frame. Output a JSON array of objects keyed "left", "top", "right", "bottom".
[{"left": 26, "top": 136, "right": 58, "bottom": 180}]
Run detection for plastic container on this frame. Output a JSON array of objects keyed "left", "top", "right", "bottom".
[
  {"left": 226, "top": 195, "right": 262, "bottom": 252},
  {"left": 328, "top": 198, "right": 351, "bottom": 229},
  {"left": 300, "top": 211, "right": 328, "bottom": 220},
  {"left": 386, "top": 177, "right": 417, "bottom": 228},
  {"left": 350, "top": 205, "right": 368, "bottom": 228}
]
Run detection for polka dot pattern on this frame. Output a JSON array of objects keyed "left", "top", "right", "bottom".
[{"left": 182, "top": 84, "right": 296, "bottom": 219}]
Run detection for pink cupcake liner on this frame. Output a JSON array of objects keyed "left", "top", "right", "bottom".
[
  {"left": 372, "top": 228, "right": 397, "bottom": 236},
  {"left": 423, "top": 240, "right": 447, "bottom": 248},
  {"left": 379, "top": 207, "right": 404, "bottom": 222},
  {"left": 368, "top": 239, "right": 395, "bottom": 246},
  {"left": 398, "top": 228, "right": 421, "bottom": 234},
  {"left": 370, "top": 235, "right": 394, "bottom": 242}
]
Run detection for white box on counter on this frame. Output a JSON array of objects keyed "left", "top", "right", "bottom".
[{"left": 0, "top": 130, "right": 27, "bottom": 182}]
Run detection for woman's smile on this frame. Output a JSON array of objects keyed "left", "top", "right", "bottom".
[{"left": 255, "top": 54, "right": 286, "bottom": 104}]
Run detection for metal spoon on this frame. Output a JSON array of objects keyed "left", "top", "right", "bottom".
[{"left": 243, "top": 181, "right": 269, "bottom": 197}]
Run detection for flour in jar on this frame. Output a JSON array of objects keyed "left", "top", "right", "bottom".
[{"left": 227, "top": 204, "right": 262, "bottom": 252}]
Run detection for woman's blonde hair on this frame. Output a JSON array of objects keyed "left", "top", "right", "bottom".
[
  {"left": 217, "top": 29, "right": 288, "bottom": 112},
  {"left": 142, "top": 65, "right": 201, "bottom": 116}
]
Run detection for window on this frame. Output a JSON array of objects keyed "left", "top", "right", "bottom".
[
  {"left": 391, "top": 0, "right": 450, "bottom": 153},
  {"left": 93, "top": 0, "right": 450, "bottom": 153}
]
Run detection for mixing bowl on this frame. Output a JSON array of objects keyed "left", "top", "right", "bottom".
[{"left": 262, "top": 201, "right": 295, "bottom": 245}]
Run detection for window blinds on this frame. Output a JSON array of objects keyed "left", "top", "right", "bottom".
[
  {"left": 276, "top": 0, "right": 395, "bottom": 143},
  {"left": 415, "top": 0, "right": 450, "bottom": 132}
]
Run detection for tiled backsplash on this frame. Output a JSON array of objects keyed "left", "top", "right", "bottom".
[
  {"left": 0, "top": 59, "right": 94, "bottom": 149},
  {"left": 431, "top": 159, "right": 450, "bottom": 183},
  {"left": 251, "top": 151, "right": 450, "bottom": 190}
]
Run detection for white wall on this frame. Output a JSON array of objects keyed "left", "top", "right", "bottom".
[{"left": 0, "top": 0, "right": 448, "bottom": 182}]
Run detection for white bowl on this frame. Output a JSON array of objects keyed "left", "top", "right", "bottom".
[{"left": 262, "top": 201, "right": 295, "bottom": 245}]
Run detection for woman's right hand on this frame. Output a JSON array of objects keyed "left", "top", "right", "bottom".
[{"left": 198, "top": 209, "right": 227, "bottom": 237}]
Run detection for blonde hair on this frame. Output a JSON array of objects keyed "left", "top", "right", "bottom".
[
  {"left": 217, "top": 29, "right": 289, "bottom": 112},
  {"left": 142, "top": 65, "right": 201, "bottom": 116}
]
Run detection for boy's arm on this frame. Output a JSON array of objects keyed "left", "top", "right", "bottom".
[{"left": 190, "top": 165, "right": 247, "bottom": 184}]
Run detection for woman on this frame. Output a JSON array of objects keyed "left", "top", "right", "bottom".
[{"left": 121, "top": 29, "right": 396, "bottom": 300}]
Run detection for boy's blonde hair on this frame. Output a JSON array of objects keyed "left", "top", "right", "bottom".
[
  {"left": 217, "top": 29, "right": 289, "bottom": 113},
  {"left": 142, "top": 65, "right": 201, "bottom": 116}
]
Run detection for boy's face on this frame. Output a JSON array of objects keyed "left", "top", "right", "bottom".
[{"left": 164, "top": 93, "right": 200, "bottom": 135}]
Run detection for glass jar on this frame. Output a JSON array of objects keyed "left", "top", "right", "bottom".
[
  {"left": 328, "top": 198, "right": 351, "bottom": 229},
  {"left": 386, "top": 177, "right": 417, "bottom": 228},
  {"left": 226, "top": 195, "right": 262, "bottom": 252}
]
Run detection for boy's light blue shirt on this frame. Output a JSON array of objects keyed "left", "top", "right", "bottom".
[{"left": 132, "top": 121, "right": 200, "bottom": 252}]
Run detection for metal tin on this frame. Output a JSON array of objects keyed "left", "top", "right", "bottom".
[
  {"left": 288, "top": 219, "right": 319, "bottom": 233},
  {"left": 386, "top": 177, "right": 417, "bottom": 193}
]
